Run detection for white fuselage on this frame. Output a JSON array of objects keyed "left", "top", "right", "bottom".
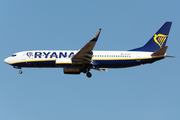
[{"left": 4, "top": 50, "right": 164, "bottom": 69}]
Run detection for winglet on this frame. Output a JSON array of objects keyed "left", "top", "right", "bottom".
[{"left": 91, "top": 29, "right": 101, "bottom": 41}]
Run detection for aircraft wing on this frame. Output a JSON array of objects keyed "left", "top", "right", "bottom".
[{"left": 72, "top": 29, "right": 101, "bottom": 65}]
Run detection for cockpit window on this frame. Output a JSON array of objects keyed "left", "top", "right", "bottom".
[{"left": 12, "top": 54, "right": 17, "bottom": 57}]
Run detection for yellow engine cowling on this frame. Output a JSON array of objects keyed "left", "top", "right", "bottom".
[{"left": 63, "top": 68, "right": 81, "bottom": 74}]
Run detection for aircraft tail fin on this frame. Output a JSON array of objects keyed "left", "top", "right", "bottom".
[{"left": 130, "top": 22, "right": 172, "bottom": 52}]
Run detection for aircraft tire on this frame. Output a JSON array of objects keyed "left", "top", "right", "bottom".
[
  {"left": 19, "top": 70, "right": 22, "bottom": 74},
  {"left": 86, "top": 72, "right": 92, "bottom": 78}
]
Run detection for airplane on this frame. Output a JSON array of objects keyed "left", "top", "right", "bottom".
[{"left": 4, "top": 22, "right": 172, "bottom": 78}]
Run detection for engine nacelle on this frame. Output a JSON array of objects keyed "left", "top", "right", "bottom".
[{"left": 63, "top": 68, "right": 81, "bottom": 74}]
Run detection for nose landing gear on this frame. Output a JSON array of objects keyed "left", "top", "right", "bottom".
[{"left": 19, "top": 70, "right": 22, "bottom": 74}]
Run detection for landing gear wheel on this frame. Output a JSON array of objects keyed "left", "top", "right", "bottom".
[
  {"left": 86, "top": 72, "right": 92, "bottom": 78},
  {"left": 19, "top": 70, "right": 22, "bottom": 74}
]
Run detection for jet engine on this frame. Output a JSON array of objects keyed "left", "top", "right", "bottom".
[{"left": 63, "top": 68, "right": 81, "bottom": 74}]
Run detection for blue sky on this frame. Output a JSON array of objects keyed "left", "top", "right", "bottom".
[{"left": 1, "top": 0, "right": 179, "bottom": 120}]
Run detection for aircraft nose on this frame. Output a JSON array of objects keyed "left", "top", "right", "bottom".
[{"left": 4, "top": 58, "right": 10, "bottom": 64}]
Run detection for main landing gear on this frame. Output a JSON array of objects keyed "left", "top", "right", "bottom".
[
  {"left": 86, "top": 72, "right": 92, "bottom": 78},
  {"left": 82, "top": 68, "right": 92, "bottom": 78}
]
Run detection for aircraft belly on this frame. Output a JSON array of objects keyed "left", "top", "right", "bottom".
[
  {"left": 93, "top": 60, "right": 137, "bottom": 68},
  {"left": 92, "top": 57, "right": 164, "bottom": 68}
]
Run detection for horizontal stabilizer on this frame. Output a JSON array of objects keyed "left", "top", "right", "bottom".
[
  {"left": 151, "top": 46, "right": 168, "bottom": 56},
  {"left": 166, "top": 55, "right": 175, "bottom": 58}
]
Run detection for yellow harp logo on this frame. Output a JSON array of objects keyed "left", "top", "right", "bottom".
[{"left": 153, "top": 34, "right": 168, "bottom": 47}]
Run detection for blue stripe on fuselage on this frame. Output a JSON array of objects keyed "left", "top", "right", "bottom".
[
  {"left": 92, "top": 57, "right": 164, "bottom": 68},
  {"left": 12, "top": 60, "right": 56, "bottom": 67}
]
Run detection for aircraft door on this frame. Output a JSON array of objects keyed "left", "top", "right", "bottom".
[{"left": 22, "top": 53, "right": 26, "bottom": 60}]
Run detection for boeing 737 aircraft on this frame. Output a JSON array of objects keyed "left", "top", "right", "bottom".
[{"left": 4, "top": 22, "right": 172, "bottom": 78}]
